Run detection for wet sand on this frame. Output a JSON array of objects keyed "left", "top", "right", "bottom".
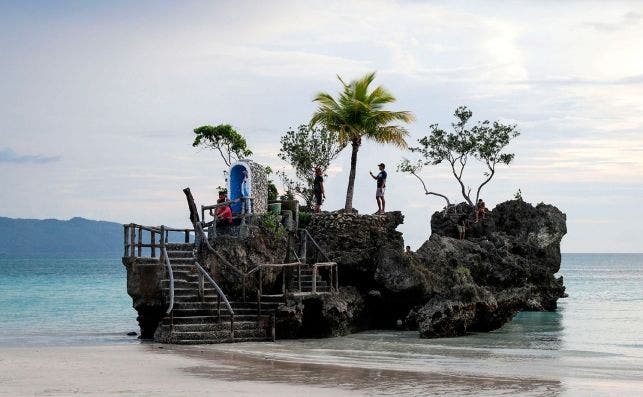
[{"left": 0, "top": 342, "right": 640, "bottom": 396}]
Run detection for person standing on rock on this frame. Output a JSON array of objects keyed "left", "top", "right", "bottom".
[
  {"left": 369, "top": 163, "right": 387, "bottom": 214},
  {"left": 457, "top": 214, "right": 467, "bottom": 240},
  {"left": 313, "top": 167, "right": 325, "bottom": 213}
]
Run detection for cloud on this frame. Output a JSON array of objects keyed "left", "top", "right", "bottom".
[
  {"left": 0, "top": 147, "right": 61, "bottom": 164},
  {"left": 584, "top": 11, "right": 642, "bottom": 32}
]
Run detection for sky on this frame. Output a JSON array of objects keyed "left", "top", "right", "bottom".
[{"left": 1, "top": 0, "right": 642, "bottom": 253}]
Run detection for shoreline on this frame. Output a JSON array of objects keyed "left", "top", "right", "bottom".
[{"left": 1, "top": 339, "right": 642, "bottom": 396}]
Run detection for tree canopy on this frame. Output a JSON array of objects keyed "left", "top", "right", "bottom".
[
  {"left": 310, "top": 72, "right": 414, "bottom": 211},
  {"left": 192, "top": 124, "right": 253, "bottom": 167},
  {"left": 278, "top": 124, "right": 345, "bottom": 206},
  {"left": 400, "top": 106, "right": 519, "bottom": 207}
]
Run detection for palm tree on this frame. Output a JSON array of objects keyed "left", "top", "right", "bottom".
[{"left": 310, "top": 72, "right": 415, "bottom": 211}]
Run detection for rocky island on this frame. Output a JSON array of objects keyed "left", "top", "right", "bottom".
[{"left": 123, "top": 189, "right": 566, "bottom": 342}]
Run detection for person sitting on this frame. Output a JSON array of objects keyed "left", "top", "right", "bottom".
[
  {"left": 475, "top": 199, "right": 486, "bottom": 222},
  {"left": 210, "top": 194, "right": 233, "bottom": 226},
  {"left": 405, "top": 245, "right": 412, "bottom": 255}
]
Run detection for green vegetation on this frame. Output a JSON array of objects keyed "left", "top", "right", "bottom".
[
  {"left": 311, "top": 72, "right": 414, "bottom": 211},
  {"left": 192, "top": 124, "right": 253, "bottom": 167},
  {"left": 278, "top": 124, "right": 345, "bottom": 206},
  {"left": 400, "top": 106, "right": 519, "bottom": 207}
]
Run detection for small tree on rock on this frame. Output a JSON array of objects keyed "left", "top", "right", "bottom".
[
  {"left": 399, "top": 106, "right": 519, "bottom": 207},
  {"left": 278, "top": 124, "right": 345, "bottom": 206},
  {"left": 192, "top": 124, "right": 253, "bottom": 167}
]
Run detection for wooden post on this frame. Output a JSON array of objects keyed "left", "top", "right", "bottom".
[
  {"left": 123, "top": 225, "right": 129, "bottom": 257},
  {"left": 298, "top": 263, "right": 302, "bottom": 293},
  {"left": 160, "top": 226, "right": 166, "bottom": 250},
  {"left": 242, "top": 275, "right": 246, "bottom": 303},
  {"left": 151, "top": 231, "right": 156, "bottom": 258},
  {"left": 299, "top": 230, "right": 307, "bottom": 264},
  {"left": 334, "top": 264, "right": 339, "bottom": 291},
  {"left": 230, "top": 316, "right": 235, "bottom": 342},
  {"left": 271, "top": 311, "right": 276, "bottom": 342},
  {"left": 257, "top": 268, "right": 261, "bottom": 318},
  {"left": 137, "top": 227, "right": 142, "bottom": 257},
  {"left": 198, "top": 273, "right": 204, "bottom": 302},
  {"left": 184, "top": 230, "right": 189, "bottom": 243},
  {"left": 129, "top": 224, "right": 135, "bottom": 258},
  {"left": 282, "top": 267, "right": 286, "bottom": 304},
  {"left": 312, "top": 265, "right": 317, "bottom": 294},
  {"left": 217, "top": 295, "right": 221, "bottom": 322}
]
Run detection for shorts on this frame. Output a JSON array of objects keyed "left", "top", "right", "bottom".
[
  {"left": 457, "top": 225, "right": 465, "bottom": 233},
  {"left": 314, "top": 191, "right": 323, "bottom": 206},
  {"left": 376, "top": 187, "right": 385, "bottom": 197}
]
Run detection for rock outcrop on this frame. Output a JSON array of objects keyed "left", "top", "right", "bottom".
[{"left": 305, "top": 199, "right": 567, "bottom": 338}]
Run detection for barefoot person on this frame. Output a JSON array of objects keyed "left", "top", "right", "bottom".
[
  {"left": 369, "top": 163, "right": 387, "bottom": 214},
  {"left": 457, "top": 214, "right": 467, "bottom": 240},
  {"left": 313, "top": 167, "right": 325, "bottom": 213}
]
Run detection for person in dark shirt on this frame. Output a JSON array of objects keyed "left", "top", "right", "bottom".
[
  {"left": 457, "top": 214, "right": 467, "bottom": 240},
  {"left": 369, "top": 163, "right": 387, "bottom": 214},
  {"left": 313, "top": 167, "right": 325, "bottom": 213}
]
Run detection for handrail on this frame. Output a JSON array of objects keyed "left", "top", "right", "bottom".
[
  {"left": 194, "top": 222, "right": 248, "bottom": 277},
  {"left": 193, "top": 260, "right": 234, "bottom": 316},
  {"left": 160, "top": 226, "right": 175, "bottom": 315},
  {"left": 299, "top": 228, "right": 330, "bottom": 262}
]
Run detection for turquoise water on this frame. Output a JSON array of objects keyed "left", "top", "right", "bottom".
[
  {"left": 0, "top": 256, "right": 137, "bottom": 346},
  {"left": 0, "top": 253, "right": 641, "bottom": 361}
]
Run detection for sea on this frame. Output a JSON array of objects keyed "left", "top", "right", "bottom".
[{"left": 1, "top": 254, "right": 642, "bottom": 394}]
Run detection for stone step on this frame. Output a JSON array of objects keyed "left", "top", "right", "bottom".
[
  {"left": 166, "top": 250, "right": 193, "bottom": 258},
  {"left": 172, "top": 337, "right": 270, "bottom": 345},
  {"left": 170, "top": 328, "right": 267, "bottom": 341},
  {"left": 165, "top": 243, "right": 194, "bottom": 251},
  {"left": 162, "top": 320, "right": 269, "bottom": 333},
  {"left": 168, "top": 258, "right": 196, "bottom": 264}
]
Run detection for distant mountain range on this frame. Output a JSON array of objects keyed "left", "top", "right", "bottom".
[{"left": 0, "top": 216, "right": 123, "bottom": 256}]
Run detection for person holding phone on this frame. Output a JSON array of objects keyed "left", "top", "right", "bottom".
[{"left": 369, "top": 163, "right": 387, "bottom": 214}]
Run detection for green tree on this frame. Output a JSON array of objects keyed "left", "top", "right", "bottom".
[
  {"left": 310, "top": 72, "right": 414, "bottom": 211},
  {"left": 278, "top": 124, "right": 346, "bottom": 206},
  {"left": 400, "top": 106, "right": 519, "bottom": 206},
  {"left": 192, "top": 124, "right": 253, "bottom": 167}
]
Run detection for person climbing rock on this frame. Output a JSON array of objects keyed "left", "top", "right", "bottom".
[
  {"left": 369, "top": 163, "right": 387, "bottom": 214},
  {"left": 313, "top": 167, "right": 325, "bottom": 213}
]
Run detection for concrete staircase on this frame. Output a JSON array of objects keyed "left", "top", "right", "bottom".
[
  {"left": 156, "top": 243, "right": 279, "bottom": 344},
  {"left": 291, "top": 266, "right": 332, "bottom": 293}
]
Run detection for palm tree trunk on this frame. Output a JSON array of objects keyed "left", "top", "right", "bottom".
[{"left": 344, "top": 141, "right": 360, "bottom": 211}]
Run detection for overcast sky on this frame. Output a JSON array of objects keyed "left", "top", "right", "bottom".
[{"left": 1, "top": 1, "right": 642, "bottom": 252}]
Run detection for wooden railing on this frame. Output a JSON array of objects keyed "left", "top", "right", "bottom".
[{"left": 123, "top": 223, "right": 193, "bottom": 258}]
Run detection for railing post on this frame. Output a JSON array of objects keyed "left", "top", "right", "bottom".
[
  {"left": 230, "top": 316, "right": 235, "bottom": 342},
  {"left": 271, "top": 311, "right": 276, "bottom": 342},
  {"left": 258, "top": 267, "right": 263, "bottom": 315},
  {"left": 299, "top": 230, "right": 307, "bottom": 264},
  {"left": 151, "top": 231, "right": 156, "bottom": 258},
  {"left": 217, "top": 295, "right": 221, "bottom": 322},
  {"left": 334, "top": 264, "right": 339, "bottom": 291},
  {"left": 298, "top": 263, "right": 302, "bottom": 293},
  {"left": 137, "top": 227, "right": 142, "bottom": 257},
  {"left": 129, "top": 224, "right": 135, "bottom": 258},
  {"left": 160, "top": 225, "right": 166, "bottom": 251},
  {"left": 201, "top": 205, "right": 205, "bottom": 224},
  {"left": 184, "top": 230, "right": 189, "bottom": 243},
  {"left": 312, "top": 265, "right": 317, "bottom": 294},
  {"left": 123, "top": 225, "right": 129, "bottom": 257},
  {"left": 198, "top": 272, "right": 204, "bottom": 302},
  {"left": 242, "top": 275, "right": 246, "bottom": 303},
  {"left": 282, "top": 267, "right": 286, "bottom": 304}
]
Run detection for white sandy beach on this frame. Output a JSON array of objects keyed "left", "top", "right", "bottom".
[{"left": 2, "top": 341, "right": 642, "bottom": 396}]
